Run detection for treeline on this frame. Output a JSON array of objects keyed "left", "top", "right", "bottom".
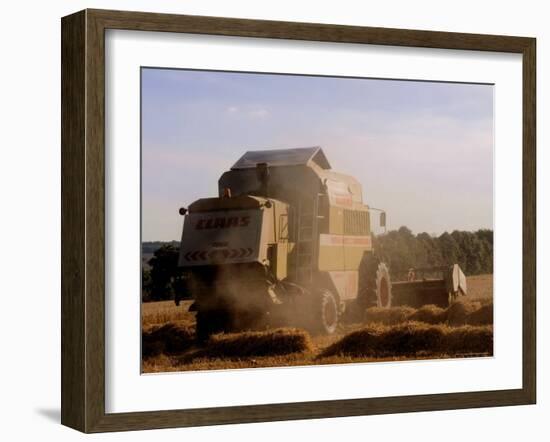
[
  {"left": 142, "top": 227, "right": 493, "bottom": 302},
  {"left": 142, "top": 240, "right": 179, "bottom": 255},
  {"left": 373, "top": 227, "right": 493, "bottom": 276},
  {"left": 142, "top": 244, "right": 183, "bottom": 302}
]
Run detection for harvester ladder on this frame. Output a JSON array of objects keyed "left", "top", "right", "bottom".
[{"left": 294, "top": 196, "right": 320, "bottom": 285}]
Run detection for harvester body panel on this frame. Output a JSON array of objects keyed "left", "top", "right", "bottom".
[
  {"left": 179, "top": 209, "right": 263, "bottom": 266},
  {"left": 179, "top": 195, "right": 288, "bottom": 267}
]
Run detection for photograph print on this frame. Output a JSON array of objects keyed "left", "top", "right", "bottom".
[{"left": 140, "top": 68, "right": 494, "bottom": 373}]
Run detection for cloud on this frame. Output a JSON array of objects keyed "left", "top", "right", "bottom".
[
  {"left": 225, "top": 105, "right": 270, "bottom": 119},
  {"left": 248, "top": 108, "right": 269, "bottom": 119}
]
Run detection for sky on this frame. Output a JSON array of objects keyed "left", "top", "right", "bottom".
[{"left": 141, "top": 68, "right": 493, "bottom": 241}]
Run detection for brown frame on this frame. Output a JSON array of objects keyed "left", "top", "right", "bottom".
[{"left": 61, "top": 9, "right": 536, "bottom": 433}]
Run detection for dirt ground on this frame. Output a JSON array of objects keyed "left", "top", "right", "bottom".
[{"left": 141, "top": 274, "right": 493, "bottom": 373}]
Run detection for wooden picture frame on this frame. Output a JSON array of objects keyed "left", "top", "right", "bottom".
[{"left": 61, "top": 9, "right": 536, "bottom": 433}]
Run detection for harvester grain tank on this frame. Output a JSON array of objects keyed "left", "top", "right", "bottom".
[{"left": 177, "top": 147, "right": 467, "bottom": 340}]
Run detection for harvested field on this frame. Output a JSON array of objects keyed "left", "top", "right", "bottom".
[
  {"left": 364, "top": 306, "right": 416, "bottom": 325},
  {"left": 467, "top": 303, "right": 493, "bottom": 325},
  {"left": 142, "top": 322, "right": 195, "bottom": 358},
  {"left": 365, "top": 299, "right": 492, "bottom": 327},
  {"left": 465, "top": 273, "right": 493, "bottom": 301},
  {"left": 321, "top": 322, "right": 493, "bottom": 358},
  {"left": 172, "top": 329, "right": 313, "bottom": 365},
  {"left": 407, "top": 304, "right": 447, "bottom": 324},
  {"left": 141, "top": 274, "right": 493, "bottom": 373},
  {"left": 142, "top": 300, "right": 194, "bottom": 327},
  {"left": 447, "top": 300, "right": 482, "bottom": 326},
  {"left": 204, "top": 328, "right": 312, "bottom": 358}
]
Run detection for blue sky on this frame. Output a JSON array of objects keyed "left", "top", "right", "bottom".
[{"left": 142, "top": 68, "right": 493, "bottom": 241}]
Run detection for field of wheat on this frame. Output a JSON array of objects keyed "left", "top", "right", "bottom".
[{"left": 141, "top": 274, "right": 493, "bottom": 373}]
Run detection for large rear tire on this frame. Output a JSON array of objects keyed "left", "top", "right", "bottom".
[{"left": 312, "top": 290, "right": 339, "bottom": 335}]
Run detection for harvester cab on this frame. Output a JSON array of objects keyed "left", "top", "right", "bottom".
[{"left": 177, "top": 147, "right": 468, "bottom": 340}]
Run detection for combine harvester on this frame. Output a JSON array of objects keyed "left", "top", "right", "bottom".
[{"left": 176, "top": 147, "right": 467, "bottom": 340}]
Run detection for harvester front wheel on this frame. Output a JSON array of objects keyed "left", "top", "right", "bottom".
[
  {"left": 313, "top": 290, "right": 339, "bottom": 335},
  {"left": 195, "top": 309, "right": 229, "bottom": 343}
]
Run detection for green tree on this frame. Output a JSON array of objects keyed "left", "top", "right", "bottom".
[
  {"left": 141, "top": 269, "right": 152, "bottom": 302},
  {"left": 417, "top": 232, "right": 441, "bottom": 268},
  {"left": 475, "top": 229, "right": 494, "bottom": 273},
  {"left": 375, "top": 226, "right": 417, "bottom": 275},
  {"left": 148, "top": 245, "right": 181, "bottom": 301},
  {"left": 437, "top": 232, "right": 460, "bottom": 266},
  {"left": 375, "top": 228, "right": 493, "bottom": 277}
]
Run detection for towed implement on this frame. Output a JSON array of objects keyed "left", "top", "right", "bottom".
[{"left": 176, "top": 147, "right": 468, "bottom": 340}]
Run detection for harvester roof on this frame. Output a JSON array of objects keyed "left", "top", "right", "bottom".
[
  {"left": 231, "top": 146, "right": 331, "bottom": 170},
  {"left": 220, "top": 146, "right": 364, "bottom": 206}
]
